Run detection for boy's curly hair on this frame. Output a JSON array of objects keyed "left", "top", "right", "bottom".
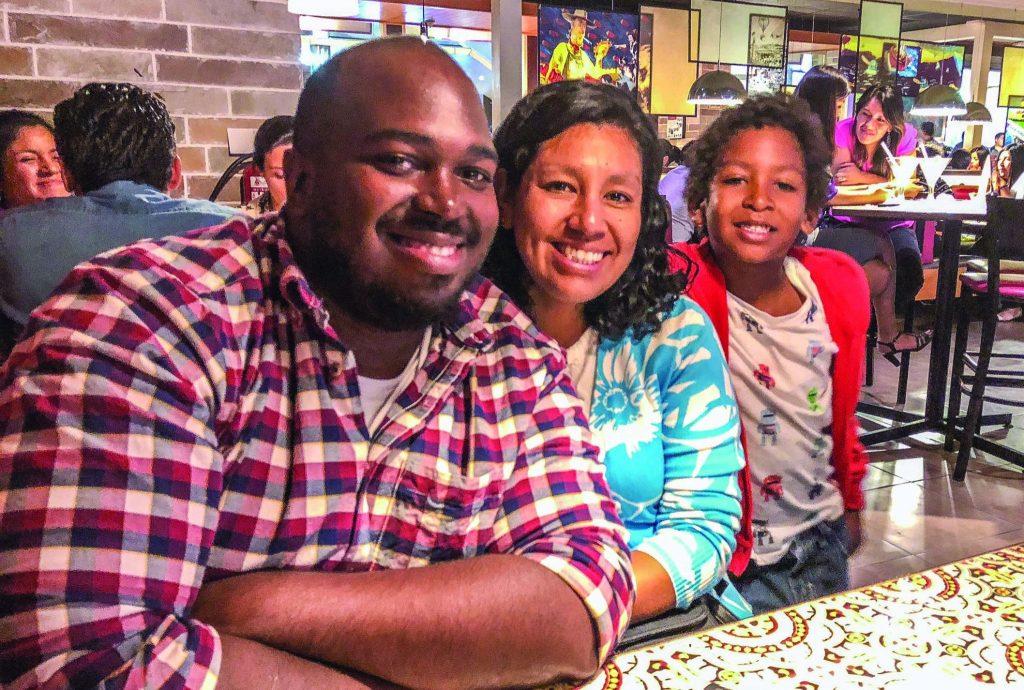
[{"left": 684, "top": 94, "right": 832, "bottom": 219}]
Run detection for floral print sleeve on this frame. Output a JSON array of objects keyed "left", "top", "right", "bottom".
[{"left": 592, "top": 296, "right": 745, "bottom": 609}]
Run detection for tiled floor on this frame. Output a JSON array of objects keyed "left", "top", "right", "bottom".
[{"left": 851, "top": 314, "right": 1024, "bottom": 588}]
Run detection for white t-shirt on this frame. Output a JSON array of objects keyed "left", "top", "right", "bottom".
[
  {"left": 357, "top": 329, "right": 432, "bottom": 434},
  {"left": 727, "top": 258, "right": 844, "bottom": 565},
  {"left": 564, "top": 328, "right": 599, "bottom": 416}
]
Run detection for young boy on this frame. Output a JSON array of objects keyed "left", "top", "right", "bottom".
[{"left": 670, "top": 95, "right": 870, "bottom": 614}]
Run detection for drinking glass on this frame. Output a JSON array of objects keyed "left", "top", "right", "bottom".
[
  {"left": 919, "top": 157, "right": 951, "bottom": 201},
  {"left": 889, "top": 156, "right": 918, "bottom": 198}
]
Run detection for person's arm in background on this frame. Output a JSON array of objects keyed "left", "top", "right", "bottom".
[
  {"left": 630, "top": 299, "right": 744, "bottom": 621},
  {"left": 190, "top": 367, "right": 635, "bottom": 690}
]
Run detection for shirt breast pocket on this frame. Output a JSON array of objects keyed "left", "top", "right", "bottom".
[{"left": 387, "top": 456, "right": 505, "bottom": 566}]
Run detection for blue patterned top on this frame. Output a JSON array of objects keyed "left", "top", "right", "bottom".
[{"left": 590, "top": 296, "right": 748, "bottom": 615}]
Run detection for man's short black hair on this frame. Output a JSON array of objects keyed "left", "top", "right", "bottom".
[
  {"left": 53, "top": 83, "right": 176, "bottom": 194},
  {"left": 920, "top": 121, "right": 936, "bottom": 137}
]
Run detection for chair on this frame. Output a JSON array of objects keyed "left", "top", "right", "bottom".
[{"left": 944, "top": 196, "right": 1024, "bottom": 480}]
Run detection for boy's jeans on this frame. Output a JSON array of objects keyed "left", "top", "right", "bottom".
[{"left": 731, "top": 517, "right": 851, "bottom": 616}]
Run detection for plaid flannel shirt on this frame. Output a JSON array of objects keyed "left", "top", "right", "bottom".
[{"left": 0, "top": 216, "right": 634, "bottom": 689}]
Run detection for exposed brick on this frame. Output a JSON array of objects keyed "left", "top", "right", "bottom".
[
  {"left": 156, "top": 55, "right": 300, "bottom": 90},
  {"left": 230, "top": 89, "right": 298, "bottom": 117},
  {"left": 10, "top": 14, "right": 187, "bottom": 51},
  {"left": 177, "top": 145, "right": 207, "bottom": 174},
  {"left": 155, "top": 85, "right": 231, "bottom": 116},
  {"left": 0, "top": 46, "right": 34, "bottom": 75},
  {"left": 206, "top": 146, "right": 237, "bottom": 175},
  {"left": 165, "top": 0, "right": 297, "bottom": 32},
  {"left": 191, "top": 27, "right": 300, "bottom": 62},
  {"left": 187, "top": 173, "right": 241, "bottom": 204},
  {"left": 71, "top": 0, "right": 164, "bottom": 19},
  {"left": 186, "top": 116, "right": 265, "bottom": 145},
  {"left": 172, "top": 116, "right": 187, "bottom": 144},
  {"left": 3, "top": 0, "right": 68, "bottom": 11},
  {"left": 36, "top": 47, "right": 155, "bottom": 81},
  {"left": 0, "top": 78, "right": 77, "bottom": 109}
]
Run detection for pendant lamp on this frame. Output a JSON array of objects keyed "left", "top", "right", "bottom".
[
  {"left": 953, "top": 101, "right": 993, "bottom": 124},
  {"left": 688, "top": 70, "right": 747, "bottom": 106},
  {"left": 911, "top": 83, "right": 967, "bottom": 117}
]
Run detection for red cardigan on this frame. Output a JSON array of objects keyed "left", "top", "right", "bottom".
[{"left": 670, "top": 241, "right": 870, "bottom": 576}]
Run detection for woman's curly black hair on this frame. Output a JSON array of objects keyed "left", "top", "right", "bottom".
[
  {"left": 480, "top": 80, "right": 688, "bottom": 342},
  {"left": 685, "top": 94, "right": 833, "bottom": 221}
]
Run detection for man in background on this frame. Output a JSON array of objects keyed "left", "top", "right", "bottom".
[{"left": 0, "top": 83, "right": 238, "bottom": 353}]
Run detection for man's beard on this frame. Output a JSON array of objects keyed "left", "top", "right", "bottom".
[{"left": 291, "top": 206, "right": 481, "bottom": 333}]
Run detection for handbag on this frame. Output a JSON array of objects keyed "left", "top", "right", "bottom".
[{"left": 615, "top": 586, "right": 737, "bottom": 653}]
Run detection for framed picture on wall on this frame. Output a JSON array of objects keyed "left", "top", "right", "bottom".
[
  {"left": 748, "top": 14, "right": 785, "bottom": 68},
  {"left": 538, "top": 5, "right": 640, "bottom": 97}
]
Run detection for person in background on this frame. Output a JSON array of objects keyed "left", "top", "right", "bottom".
[
  {"left": 992, "top": 142, "right": 1024, "bottom": 198},
  {"left": 0, "top": 37, "right": 633, "bottom": 689},
  {"left": 967, "top": 145, "right": 989, "bottom": 172},
  {"left": 244, "top": 114, "right": 293, "bottom": 215},
  {"left": 672, "top": 94, "right": 870, "bottom": 614},
  {"left": 948, "top": 148, "right": 972, "bottom": 170},
  {"left": 796, "top": 69, "right": 917, "bottom": 368},
  {"left": 918, "top": 121, "right": 945, "bottom": 157},
  {"left": 826, "top": 83, "right": 930, "bottom": 365},
  {"left": 659, "top": 141, "right": 696, "bottom": 243},
  {"left": 482, "top": 80, "right": 748, "bottom": 630},
  {"left": 0, "top": 83, "right": 238, "bottom": 356},
  {"left": 0, "top": 110, "right": 69, "bottom": 214},
  {"left": 993, "top": 131, "right": 1006, "bottom": 156}
]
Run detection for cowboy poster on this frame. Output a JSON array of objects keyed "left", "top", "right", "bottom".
[{"left": 538, "top": 5, "right": 640, "bottom": 97}]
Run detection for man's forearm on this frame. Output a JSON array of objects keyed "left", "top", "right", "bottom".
[
  {"left": 218, "top": 633, "right": 400, "bottom": 690},
  {"left": 194, "top": 555, "right": 600, "bottom": 690}
]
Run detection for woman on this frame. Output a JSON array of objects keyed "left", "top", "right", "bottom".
[
  {"left": 967, "top": 145, "right": 989, "bottom": 172},
  {"left": 244, "top": 115, "right": 293, "bottom": 215},
  {"left": 0, "top": 110, "right": 69, "bottom": 213},
  {"left": 809, "top": 82, "right": 930, "bottom": 364},
  {"left": 481, "top": 80, "right": 748, "bottom": 630},
  {"left": 992, "top": 143, "right": 1024, "bottom": 198}
]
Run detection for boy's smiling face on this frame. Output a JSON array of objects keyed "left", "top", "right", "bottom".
[{"left": 697, "top": 126, "right": 817, "bottom": 269}]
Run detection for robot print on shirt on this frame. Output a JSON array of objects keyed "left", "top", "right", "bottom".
[
  {"left": 805, "top": 299, "right": 819, "bottom": 324},
  {"left": 811, "top": 435, "right": 828, "bottom": 460},
  {"left": 740, "top": 311, "right": 764, "bottom": 334},
  {"left": 807, "top": 340, "right": 825, "bottom": 363},
  {"left": 754, "top": 364, "right": 776, "bottom": 390},
  {"left": 757, "top": 407, "right": 779, "bottom": 446},
  {"left": 760, "top": 474, "right": 784, "bottom": 501},
  {"left": 753, "top": 518, "right": 774, "bottom": 546},
  {"left": 807, "top": 387, "right": 822, "bottom": 413}
]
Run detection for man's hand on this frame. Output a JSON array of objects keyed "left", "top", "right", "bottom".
[{"left": 844, "top": 510, "right": 863, "bottom": 554}]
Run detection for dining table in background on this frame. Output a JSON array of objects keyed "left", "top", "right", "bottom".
[
  {"left": 829, "top": 196, "right": 988, "bottom": 446},
  {"left": 567, "top": 543, "right": 1024, "bottom": 689}
]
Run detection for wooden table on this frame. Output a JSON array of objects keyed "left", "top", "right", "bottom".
[
  {"left": 573, "top": 544, "right": 1024, "bottom": 689},
  {"left": 829, "top": 197, "right": 987, "bottom": 446}
]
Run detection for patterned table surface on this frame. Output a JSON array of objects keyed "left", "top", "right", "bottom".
[{"left": 576, "top": 544, "right": 1024, "bottom": 690}]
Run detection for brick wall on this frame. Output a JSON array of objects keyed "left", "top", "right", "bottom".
[{"left": 0, "top": 0, "right": 302, "bottom": 203}]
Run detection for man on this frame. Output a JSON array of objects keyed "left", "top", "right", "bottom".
[
  {"left": 0, "top": 83, "right": 238, "bottom": 352},
  {"left": 0, "top": 37, "right": 633, "bottom": 690},
  {"left": 994, "top": 131, "right": 1006, "bottom": 156},
  {"left": 541, "top": 9, "right": 620, "bottom": 85},
  {"left": 918, "top": 121, "right": 945, "bottom": 157}
]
